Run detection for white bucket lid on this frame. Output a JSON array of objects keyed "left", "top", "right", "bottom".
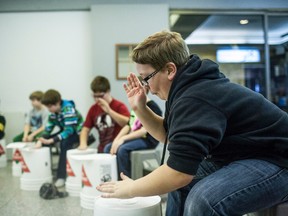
[
  {"left": 95, "top": 196, "right": 161, "bottom": 210},
  {"left": 6, "top": 142, "right": 31, "bottom": 149},
  {"left": 67, "top": 148, "right": 97, "bottom": 155},
  {"left": 94, "top": 196, "right": 161, "bottom": 216},
  {"left": 71, "top": 153, "right": 115, "bottom": 161}
]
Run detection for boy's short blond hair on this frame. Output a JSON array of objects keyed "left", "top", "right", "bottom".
[
  {"left": 131, "top": 30, "right": 190, "bottom": 70},
  {"left": 29, "top": 91, "right": 44, "bottom": 101}
]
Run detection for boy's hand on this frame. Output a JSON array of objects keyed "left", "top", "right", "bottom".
[
  {"left": 39, "top": 137, "right": 54, "bottom": 145},
  {"left": 27, "top": 134, "right": 34, "bottom": 142},
  {"left": 123, "top": 73, "right": 147, "bottom": 111},
  {"left": 22, "top": 136, "right": 28, "bottom": 142},
  {"left": 78, "top": 144, "right": 88, "bottom": 150},
  {"left": 34, "top": 140, "right": 42, "bottom": 148},
  {"left": 96, "top": 172, "right": 134, "bottom": 199},
  {"left": 97, "top": 98, "right": 111, "bottom": 114},
  {"left": 110, "top": 138, "right": 125, "bottom": 155}
]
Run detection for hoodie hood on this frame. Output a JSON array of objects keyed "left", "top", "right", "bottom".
[
  {"left": 171, "top": 55, "right": 225, "bottom": 91},
  {"left": 61, "top": 100, "right": 76, "bottom": 110},
  {"left": 168, "top": 55, "right": 225, "bottom": 101}
]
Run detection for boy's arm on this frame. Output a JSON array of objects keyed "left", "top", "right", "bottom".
[
  {"left": 29, "top": 125, "right": 45, "bottom": 138},
  {"left": 108, "top": 108, "right": 130, "bottom": 127},
  {"left": 121, "top": 127, "right": 146, "bottom": 142},
  {"left": 23, "top": 110, "right": 31, "bottom": 139},
  {"left": 114, "top": 124, "right": 130, "bottom": 141},
  {"left": 97, "top": 164, "right": 193, "bottom": 198},
  {"left": 97, "top": 98, "right": 130, "bottom": 127},
  {"left": 78, "top": 126, "right": 90, "bottom": 150},
  {"left": 23, "top": 124, "right": 30, "bottom": 140},
  {"left": 110, "top": 124, "right": 130, "bottom": 154},
  {"left": 53, "top": 107, "right": 80, "bottom": 142},
  {"left": 53, "top": 121, "right": 74, "bottom": 142}
]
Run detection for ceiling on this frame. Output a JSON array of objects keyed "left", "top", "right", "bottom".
[
  {"left": 0, "top": 0, "right": 287, "bottom": 12},
  {"left": 170, "top": 14, "right": 288, "bottom": 45}
]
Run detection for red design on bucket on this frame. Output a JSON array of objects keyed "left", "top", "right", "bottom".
[
  {"left": 12, "top": 149, "right": 23, "bottom": 164},
  {"left": 66, "top": 160, "right": 75, "bottom": 177},
  {"left": 82, "top": 165, "right": 92, "bottom": 187},
  {"left": 21, "top": 158, "right": 30, "bottom": 173},
  {"left": 0, "top": 144, "right": 5, "bottom": 156}
]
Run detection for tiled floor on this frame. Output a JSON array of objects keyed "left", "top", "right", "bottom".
[
  {"left": 0, "top": 161, "right": 94, "bottom": 216},
  {"left": 0, "top": 160, "right": 166, "bottom": 216}
]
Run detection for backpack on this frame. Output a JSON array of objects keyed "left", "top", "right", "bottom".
[{"left": 39, "top": 183, "right": 68, "bottom": 200}]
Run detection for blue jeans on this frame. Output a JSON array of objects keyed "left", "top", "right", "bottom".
[
  {"left": 57, "top": 133, "right": 79, "bottom": 179},
  {"left": 104, "top": 138, "right": 148, "bottom": 179},
  {"left": 166, "top": 159, "right": 288, "bottom": 216}
]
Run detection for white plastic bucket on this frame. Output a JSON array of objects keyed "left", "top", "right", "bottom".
[
  {"left": 80, "top": 192, "right": 96, "bottom": 210},
  {"left": 20, "top": 147, "right": 52, "bottom": 191},
  {"left": 94, "top": 196, "right": 162, "bottom": 216},
  {"left": 65, "top": 148, "right": 97, "bottom": 196},
  {"left": 70, "top": 153, "right": 117, "bottom": 209},
  {"left": 0, "top": 139, "right": 7, "bottom": 168},
  {"left": 6, "top": 142, "right": 28, "bottom": 176}
]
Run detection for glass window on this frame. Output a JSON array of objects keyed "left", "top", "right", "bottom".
[
  {"left": 268, "top": 15, "right": 288, "bottom": 111},
  {"left": 170, "top": 13, "right": 266, "bottom": 96}
]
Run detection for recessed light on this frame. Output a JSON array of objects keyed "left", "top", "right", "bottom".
[
  {"left": 240, "top": 19, "right": 249, "bottom": 25},
  {"left": 170, "top": 14, "right": 180, "bottom": 27}
]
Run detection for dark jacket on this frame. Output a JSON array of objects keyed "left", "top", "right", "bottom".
[
  {"left": 0, "top": 114, "right": 5, "bottom": 139},
  {"left": 164, "top": 55, "right": 288, "bottom": 175}
]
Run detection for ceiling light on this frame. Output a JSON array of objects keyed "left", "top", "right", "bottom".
[
  {"left": 170, "top": 14, "right": 180, "bottom": 27},
  {"left": 240, "top": 19, "right": 249, "bottom": 25}
]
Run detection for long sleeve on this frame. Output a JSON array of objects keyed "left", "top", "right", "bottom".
[{"left": 53, "top": 107, "right": 83, "bottom": 142}]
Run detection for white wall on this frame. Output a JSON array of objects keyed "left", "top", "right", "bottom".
[
  {"left": 91, "top": 4, "right": 169, "bottom": 112},
  {"left": 0, "top": 11, "right": 93, "bottom": 116},
  {"left": 0, "top": 5, "right": 169, "bottom": 144}
]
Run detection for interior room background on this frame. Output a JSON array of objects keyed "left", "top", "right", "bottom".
[{"left": 0, "top": 1, "right": 287, "bottom": 156}]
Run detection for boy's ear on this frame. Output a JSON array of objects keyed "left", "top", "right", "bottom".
[{"left": 167, "top": 62, "right": 177, "bottom": 80}]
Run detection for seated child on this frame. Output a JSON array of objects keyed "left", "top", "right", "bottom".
[
  {"left": 13, "top": 91, "right": 49, "bottom": 142},
  {"left": 78, "top": 76, "right": 130, "bottom": 153},
  {"left": 104, "top": 88, "right": 162, "bottom": 179},
  {"left": 36, "top": 89, "right": 83, "bottom": 187}
]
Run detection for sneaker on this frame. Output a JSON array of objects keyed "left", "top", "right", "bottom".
[{"left": 54, "top": 178, "right": 65, "bottom": 187}]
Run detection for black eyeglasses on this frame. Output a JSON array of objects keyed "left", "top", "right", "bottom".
[
  {"left": 142, "top": 69, "right": 160, "bottom": 86},
  {"left": 92, "top": 93, "right": 105, "bottom": 98}
]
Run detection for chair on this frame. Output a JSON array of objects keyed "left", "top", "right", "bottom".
[
  {"left": 130, "top": 149, "right": 160, "bottom": 180},
  {"left": 130, "top": 143, "right": 169, "bottom": 180},
  {"left": 275, "top": 202, "right": 288, "bottom": 216},
  {"left": 249, "top": 202, "right": 288, "bottom": 216}
]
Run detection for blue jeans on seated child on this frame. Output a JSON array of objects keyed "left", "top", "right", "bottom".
[
  {"left": 104, "top": 138, "right": 148, "bottom": 179},
  {"left": 166, "top": 159, "right": 288, "bottom": 216},
  {"left": 57, "top": 133, "right": 79, "bottom": 179}
]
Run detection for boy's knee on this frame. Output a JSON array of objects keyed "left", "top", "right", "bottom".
[
  {"left": 184, "top": 186, "right": 214, "bottom": 215},
  {"left": 117, "top": 146, "right": 127, "bottom": 157},
  {"left": 103, "top": 144, "right": 111, "bottom": 153}
]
